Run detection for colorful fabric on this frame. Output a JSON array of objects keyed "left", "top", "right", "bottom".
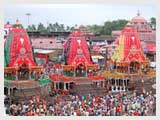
[
  {"left": 39, "top": 78, "right": 51, "bottom": 85},
  {"left": 4, "top": 81, "right": 10, "bottom": 87},
  {"left": 111, "top": 27, "right": 148, "bottom": 63},
  {"left": 6, "top": 28, "right": 36, "bottom": 67},
  {"left": 5, "top": 34, "right": 12, "bottom": 66},
  {"left": 64, "top": 29, "right": 92, "bottom": 65}
]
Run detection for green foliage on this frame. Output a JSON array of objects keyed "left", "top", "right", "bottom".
[
  {"left": 26, "top": 17, "right": 155, "bottom": 34},
  {"left": 66, "top": 26, "right": 71, "bottom": 32},
  {"left": 103, "top": 21, "right": 112, "bottom": 35},
  {"left": 27, "top": 22, "right": 72, "bottom": 32},
  {"left": 4, "top": 81, "right": 10, "bottom": 87},
  {"left": 87, "top": 24, "right": 103, "bottom": 34},
  {"left": 70, "top": 26, "right": 74, "bottom": 31},
  {"left": 5, "top": 34, "right": 12, "bottom": 66},
  {"left": 87, "top": 19, "right": 128, "bottom": 35},
  {"left": 39, "top": 78, "right": 51, "bottom": 85},
  {"left": 26, "top": 24, "right": 37, "bottom": 32},
  {"left": 27, "top": 19, "right": 128, "bottom": 35},
  {"left": 149, "top": 17, "right": 156, "bottom": 30},
  {"left": 37, "top": 23, "right": 47, "bottom": 33}
]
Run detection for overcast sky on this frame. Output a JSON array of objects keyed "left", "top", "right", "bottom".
[{"left": 4, "top": 4, "right": 156, "bottom": 28}]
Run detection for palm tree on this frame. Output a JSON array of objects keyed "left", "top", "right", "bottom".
[{"left": 37, "top": 23, "right": 47, "bottom": 33}]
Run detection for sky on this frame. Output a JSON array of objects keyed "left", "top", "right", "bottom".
[{"left": 4, "top": 4, "right": 156, "bottom": 28}]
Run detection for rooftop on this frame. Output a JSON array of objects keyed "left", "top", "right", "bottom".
[
  {"left": 31, "top": 37, "right": 63, "bottom": 50},
  {"left": 131, "top": 12, "right": 147, "bottom": 23},
  {"left": 79, "top": 25, "right": 94, "bottom": 36},
  {"left": 91, "top": 35, "right": 114, "bottom": 41}
]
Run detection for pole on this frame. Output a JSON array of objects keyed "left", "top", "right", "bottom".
[
  {"left": 62, "top": 41, "right": 64, "bottom": 64},
  {"left": 105, "top": 45, "right": 108, "bottom": 70},
  {"left": 8, "top": 87, "right": 11, "bottom": 115},
  {"left": 54, "top": 82, "right": 56, "bottom": 90},
  {"left": 64, "top": 83, "right": 66, "bottom": 90},
  {"left": 25, "top": 13, "right": 31, "bottom": 27}
]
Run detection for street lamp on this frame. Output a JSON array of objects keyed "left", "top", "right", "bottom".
[{"left": 25, "top": 13, "right": 31, "bottom": 27}]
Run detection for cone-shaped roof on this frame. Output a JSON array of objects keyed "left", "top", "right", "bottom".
[
  {"left": 64, "top": 25, "right": 92, "bottom": 65},
  {"left": 4, "top": 27, "right": 36, "bottom": 67},
  {"left": 111, "top": 26, "right": 149, "bottom": 63}
]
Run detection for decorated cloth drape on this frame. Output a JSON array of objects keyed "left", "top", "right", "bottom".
[
  {"left": 50, "top": 73, "right": 75, "bottom": 82},
  {"left": 4, "top": 28, "right": 36, "bottom": 67},
  {"left": 64, "top": 28, "right": 92, "bottom": 66},
  {"left": 89, "top": 75, "right": 105, "bottom": 81},
  {"left": 111, "top": 27, "right": 149, "bottom": 64},
  {"left": 4, "top": 33, "right": 12, "bottom": 66},
  {"left": 4, "top": 81, "right": 11, "bottom": 87},
  {"left": 39, "top": 78, "right": 51, "bottom": 85}
]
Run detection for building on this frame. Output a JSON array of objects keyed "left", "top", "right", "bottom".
[
  {"left": 79, "top": 25, "right": 94, "bottom": 40},
  {"left": 29, "top": 33, "right": 64, "bottom": 64}
]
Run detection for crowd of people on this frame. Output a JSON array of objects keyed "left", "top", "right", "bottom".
[
  {"left": 5, "top": 91, "right": 156, "bottom": 116},
  {"left": 4, "top": 62, "right": 156, "bottom": 116}
]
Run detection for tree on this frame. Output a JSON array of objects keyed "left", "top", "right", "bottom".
[
  {"left": 150, "top": 17, "right": 156, "bottom": 30},
  {"left": 37, "top": 23, "right": 47, "bottom": 33},
  {"left": 70, "top": 26, "right": 74, "bottom": 31},
  {"left": 27, "top": 24, "right": 37, "bottom": 32},
  {"left": 87, "top": 19, "right": 128, "bottom": 35},
  {"left": 26, "top": 25, "right": 33, "bottom": 32},
  {"left": 25, "top": 19, "right": 129, "bottom": 34},
  {"left": 87, "top": 24, "right": 103, "bottom": 34},
  {"left": 60, "top": 24, "right": 65, "bottom": 32},
  {"left": 54, "top": 22, "right": 60, "bottom": 32},
  {"left": 103, "top": 21, "right": 112, "bottom": 35},
  {"left": 113, "top": 19, "right": 128, "bottom": 30},
  {"left": 66, "top": 26, "right": 71, "bottom": 32},
  {"left": 31, "top": 24, "right": 36, "bottom": 31},
  {"left": 50, "top": 23, "right": 56, "bottom": 32},
  {"left": 46, "top": 23, "right": 52, "bottom": 32}
]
